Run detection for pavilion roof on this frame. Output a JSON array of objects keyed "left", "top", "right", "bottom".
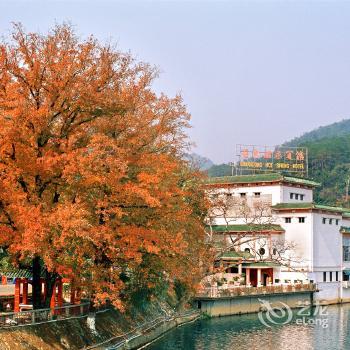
[
  {"left": 0, "top": 268, "right": 32, "bottom": 279},
  {"left": 219, "top": 251, "right": 254, "bottom": 259},
  {"left": 242, "top": 261, "right": 281, "bottom": 267}
]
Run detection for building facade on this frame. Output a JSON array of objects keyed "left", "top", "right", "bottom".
[{"left": 207, "top": 173, "right": 350, "bottom": 304}]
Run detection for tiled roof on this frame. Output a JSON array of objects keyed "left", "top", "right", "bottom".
[
  {"left": 219, "top": 251, "right": 254, "bottom": 259},
  {"left": 314, "top": 204, "right": 350, "bottom": 213},
  {"left": 272, "top": 203, "right": 312, "bottom": 210},
  {"left": 208, "top": 224, "right": 285, "bottom": 233},
  {"left": 242, "top": 262, "right": 281, "bottom": 267},
  {"left": 272, "top": 202, "right": 350, "bottom": 215},
  {"left": 0, "top": 268, "right": 32, "bottom": 278},
  {"left": 284, "top": 176, "right": 320, "bottom": 187},
  {"left": 206, "top": 173, "right": 320, "bottom": 187}
]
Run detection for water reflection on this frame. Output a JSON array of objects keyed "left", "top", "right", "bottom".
[{"left": 147, "top": 304, "right": 350, "bottom": 350}]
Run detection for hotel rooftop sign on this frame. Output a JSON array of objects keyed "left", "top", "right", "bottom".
[{"left": 236, "top": 144, "right": 308, "bottom": 176}]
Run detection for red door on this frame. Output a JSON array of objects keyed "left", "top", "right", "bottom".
[{"left": 250, "top": 269, "right": 257, "bottom": 287}]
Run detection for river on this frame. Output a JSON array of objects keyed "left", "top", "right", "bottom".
[{"left": 147, "top": 304, "right": 350, "bottom": 350}]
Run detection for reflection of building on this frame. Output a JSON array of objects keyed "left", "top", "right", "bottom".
[{"left": 207, "top": 173, "right": 350, "bottom": 303}]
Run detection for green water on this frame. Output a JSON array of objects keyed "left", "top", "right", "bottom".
[{"left": 147, "top": 304, "right": 350, "bottom": 350}]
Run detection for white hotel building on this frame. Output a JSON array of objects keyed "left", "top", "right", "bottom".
[{"left": 207, "top": 173, "right": 350, "bottom": 304}]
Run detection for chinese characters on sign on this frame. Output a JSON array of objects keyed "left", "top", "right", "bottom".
[{"left": 236, "top": 145, "right": 308, "bottom": 175}]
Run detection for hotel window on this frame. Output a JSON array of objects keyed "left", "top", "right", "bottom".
[
  {"left": 298, "top": 217, "right": 305, "bottom": 223},
  {"left": 272, "top": 248, "right": 277, "bottom": 256},
  {"left": 343, "top": 237, "right": 350, "bottom": 261},
  {"left": 240, "top": 193, "right": 247, "bottom": 198},
  {"left": 336, "top": 219, "right": 339, "bottom": 226},
  {"left": 285, "top": 217, "right": 292, "bottom": 223},
  {"left": 254, "top": 192, "right": 261, "bottom": 197},
  {"left": 244, "top": 248, "right": 250, "bottom": 253},
  {"left": 322, "top": 218, "right": 327, "bottom": 224},
  {"left": 290, "top": 192, "right": 305, "bottom": 201},
  {"left": 330, "top": 272, "right": 333, "bottom": 282},
  {"left": 259, "top": 248, "right": 265, "bottom": 255},
  {"left": 323, "top": 272, "right": 327, "bottom": 282},
  {"left": 344, "top": 272, "right": 350, "bottom": 282},
  {"left": 336, "top": 271, "right": 339, "bottom": 282},
  {"left": 226, "top": 193, "right": 233, "bottom": 198},
  {"left": 329, "top": 219, "right": 333, "bottom": 225}
]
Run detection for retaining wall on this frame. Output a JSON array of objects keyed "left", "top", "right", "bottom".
[{"left": 197, "top": 291, "right": 314, "bottom": 317}]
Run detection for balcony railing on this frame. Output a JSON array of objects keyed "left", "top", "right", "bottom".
[{"left": 196, "top": 283, "right": 317, "bottom": 298}]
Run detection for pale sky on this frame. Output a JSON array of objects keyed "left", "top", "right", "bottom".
[{"left": 1, "top": 0, "right": 350, "bottom": 163}]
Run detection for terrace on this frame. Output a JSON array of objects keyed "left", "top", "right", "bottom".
[{"left": 196, "top": 282, "right": 318, "bottom": 299}]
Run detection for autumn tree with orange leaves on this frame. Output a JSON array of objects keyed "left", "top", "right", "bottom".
[{"left": 0, "top": 24, "right": 211, "bottom": 310}]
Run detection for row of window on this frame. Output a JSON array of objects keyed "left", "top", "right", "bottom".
[
  {"left": 238, "top": 192, "right": 261, "bottom": 198},
  {"left": 222, "top": 192, "right": 307, "bottom": 200},
  {"left": 290, "top": 193, "right": 305, "bottom": 201},
  {"left": 244, "top": 247, "right": 278, "bottom": 256},
  {"left": 284, "top": 217, "right": 341, "bottom": 225},
  {"left": 323, "top": 271, "right": 339, "bottom": 282},
  {"left": 212, "top": 192, "right": 262, "bottom": 199},
  {"left": 322, "top": 218, "right": 340, "bottom": 225},
  {"left": 284, "top": 217, "right": 305, "bottom": 223}
]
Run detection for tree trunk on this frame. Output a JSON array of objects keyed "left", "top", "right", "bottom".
[
  {"left": 43, "top": 271, "right": 58, "bottom": 308},
  {"left": 32, "top": 256, "right": 42, "bottom": 309}
]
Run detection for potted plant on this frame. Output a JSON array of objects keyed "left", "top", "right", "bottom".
[{"left": 232, "top": 276, "right": 240, "bottom": 286}]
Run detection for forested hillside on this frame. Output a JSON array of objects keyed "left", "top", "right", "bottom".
[
  {"left": 291, "top": 134, "right": 350, "bottom": 206},
  {"left": 207, "top": 163, "right": 232, "bottom": 177},
  {"left": 284, "top": 119, "right": 350, "bottom": 147},
  {"left": 204, "top": 119, "right": 350, "bottom": 206}
]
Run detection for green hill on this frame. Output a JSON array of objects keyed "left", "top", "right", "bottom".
[
  {"left": 284, "top": 119, "right": 350, "bottom": 147},
  {"left": 281, "top": 119, "right": 350, "bottom": 205},
  {"left": 207, "top": 163, "right": 232, "bottom": 177},
  {"left": 205, "top": 119, "right": 350, "bottom": 206},
  {"left": 288, "top": 134, "right": 350, "bottom": 206}
]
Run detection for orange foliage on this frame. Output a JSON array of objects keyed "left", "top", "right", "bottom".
[{"left": 0, "top": 24, "right": 211, "bottom": 309}]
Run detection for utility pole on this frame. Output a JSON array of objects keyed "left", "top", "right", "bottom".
[
  {"left": 229, "top": 162, "right": 235, "bottom": 176},
  {"left": 346, "top": 177, "right": 350, "bottom": 203}
]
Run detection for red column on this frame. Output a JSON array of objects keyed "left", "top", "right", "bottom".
[
  {"left": 1, "top": 276, "right": 7, "bottom": 285},
  {"left": 22, "top": 279, "right": 28, "bottom": 304},
  {"left": 14, "top": 279, "right": 21, "bottom": 312},
  {"left": 57, "top": 280, "right": 63, "bottom": 307},
  {"left": 50, "top": 282, "right": 57, "bottom": 309}
]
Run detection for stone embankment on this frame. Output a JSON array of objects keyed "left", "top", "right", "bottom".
[{"left": 0, "top": 307, "right": 200, "bottom": 350}]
